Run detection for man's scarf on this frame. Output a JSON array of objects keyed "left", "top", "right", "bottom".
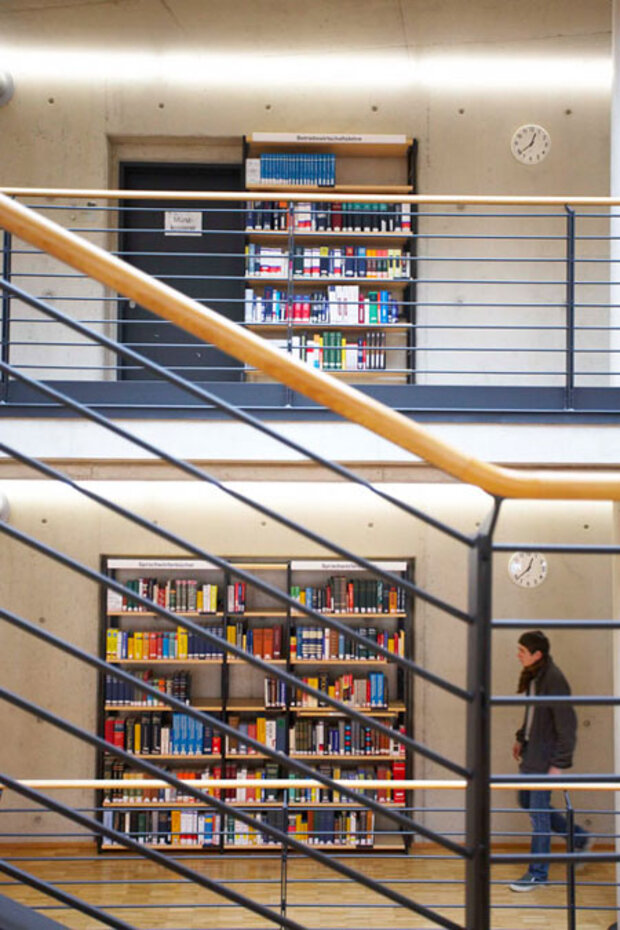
[{"left": 517, "top": 654, "right": 548, "bottom": 694}]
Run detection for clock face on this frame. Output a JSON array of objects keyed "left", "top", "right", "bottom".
[
  {"left": 508, "top": 551, "right": 548, "bottom": 588},
  {"left": 511, "top": 124, "right": 551, "bottom": 165}
]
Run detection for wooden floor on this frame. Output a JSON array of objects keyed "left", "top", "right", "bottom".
[{"left": 0, "top": 844, "right": 616, "bottom": 929}]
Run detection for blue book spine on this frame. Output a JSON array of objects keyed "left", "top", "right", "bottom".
[{"left": 380, "top": 290, "right": 389, "bottom": 324}]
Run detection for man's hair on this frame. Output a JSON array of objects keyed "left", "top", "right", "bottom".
[{"left": 518, "top": 629, "right": 550, "bottom": 657}]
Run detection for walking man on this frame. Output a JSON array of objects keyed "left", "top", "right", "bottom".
[{"left": 509, "top": 630, "right": 591, "bottom": 891}]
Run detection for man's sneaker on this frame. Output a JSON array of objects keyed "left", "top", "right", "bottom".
[
  {"left": 509, "top": 872, "right": 548, "bottom": 892},
  {"left": 575, "top": 833, "right": 595, "bottom": 871}
]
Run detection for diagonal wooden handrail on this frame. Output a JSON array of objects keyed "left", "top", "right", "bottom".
[{"left": 1, "top": 190, "right": 620, "bottom": 501}]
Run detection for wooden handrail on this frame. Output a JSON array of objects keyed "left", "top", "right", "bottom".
[
  {"left": 15, "top": 778, "right": 617, "bottom": 791},
  {"left": 3, "top": 187, "right": 620, "bottom": 206},
  {"left": 2, "top": 190, "right": 620, "bottom": 500}
]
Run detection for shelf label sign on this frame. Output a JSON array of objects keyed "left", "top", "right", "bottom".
[
  {"left": 164, "top": 211, "right": 202, "bottom": 236},
  {"left": 107, "top": 559, "right": 218, "bottom": 570}
]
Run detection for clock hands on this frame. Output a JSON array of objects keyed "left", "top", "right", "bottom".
[
  {"left": 515, "top": 557, "right": 533, "bottom": 580},
  {"left": 519, "top": 132, "right": 537, "bottom": 155}
]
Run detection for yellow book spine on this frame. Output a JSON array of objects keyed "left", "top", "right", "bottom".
[
  {"left": 134, "top": 631, "right": 143, "bottom": 660},
  {"left": 134, "top": 720, "right": 141, "bottom": 755},
  {"left": 171, "top": 810, "right": 181, "bottom": 845},
  {"left": 333, "top": 767, "right": 341, "bottom": 802}
]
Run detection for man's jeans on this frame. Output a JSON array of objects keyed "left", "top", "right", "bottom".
[{"left": 518, "top": 789, "right": 589, "bottom": 880}]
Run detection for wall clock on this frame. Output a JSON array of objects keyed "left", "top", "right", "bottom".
[
  {"left": 511, "top": 124, "right": 551, "bottom": 165},
  {"left": 508, "top": 551, "right": 548, "bottom": 588}
]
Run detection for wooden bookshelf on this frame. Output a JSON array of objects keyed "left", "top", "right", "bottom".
[
  {"left": 99, "top": 555, "right": 413, "bottom": 854},
  {"left": 242, "top": 132, "right": 416, "bottom": 385}
]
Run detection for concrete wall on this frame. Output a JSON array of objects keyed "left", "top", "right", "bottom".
[
  {"left": 0, "top": 479, "right": 613, "bottom": 846},
  {"left": 0, "top": 0, "right": 614, "bottom": 385},
  {"left": 0, "top": 0, "right": 611, "bottom": 194}
]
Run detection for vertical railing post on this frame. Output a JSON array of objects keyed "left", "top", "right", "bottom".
[
  {"left": 564, "top": 791, "right": 577, "bottom": 930},
  {"left": 280, "top": 791, "right": 289, "bottom": 927},
  {"left": 1, "top": 227, "right": 12, "bottom": 403},
  {"left": 465, "top": 501, "right": 500, "bottom": 930},
  {"left": 565, "top": 205, "right": 576, "bottom": 410}
]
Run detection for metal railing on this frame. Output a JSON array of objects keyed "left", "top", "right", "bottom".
[
  {"left": 2, "top": 188, "right": 620, "bottom": 418},
  {"left": 1, "top": 192, "right": 620, "bottom": 930}
]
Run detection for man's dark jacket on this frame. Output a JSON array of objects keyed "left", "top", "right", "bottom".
[{"left": 515, "top": 656, "right": 577, "bottom": 773}]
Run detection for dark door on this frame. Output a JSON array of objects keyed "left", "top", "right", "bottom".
[{"left": 118, "top": 162, "right": 244, "bottom": 381}]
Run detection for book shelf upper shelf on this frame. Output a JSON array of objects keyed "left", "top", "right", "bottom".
[{"left": 246, "top": 184, "right": 413, "bottom": 194}]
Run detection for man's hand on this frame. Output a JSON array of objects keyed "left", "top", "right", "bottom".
[
  {"left": 548, "top": 765, "right": 562, "bottom": 776},
  {"left": 512, "top": 741, "right": 523, "bottom": 761}
]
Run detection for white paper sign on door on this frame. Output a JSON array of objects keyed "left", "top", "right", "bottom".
[{"left": 164, "top": 210, "right": 202, "bottom": 236}]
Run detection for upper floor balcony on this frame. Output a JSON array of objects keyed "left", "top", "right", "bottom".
[{"left": 1, "top": 189, "right": 620, "bottom": 425}]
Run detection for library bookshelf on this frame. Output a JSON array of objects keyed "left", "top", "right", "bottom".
[
  {"left": 99, "top": 556, "right": 414, "bottom": 852},
  {"left": 242, "top": 132, "right": 417, "bottom": 384}
]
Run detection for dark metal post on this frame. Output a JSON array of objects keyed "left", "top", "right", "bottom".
[
  {"left": 1, "top": 227, "right": 12, "bottom": 403},
  {"left": 280, "top": 791, "right": 289, "bottom": 927},
  {"left": 465, "top": 502, "right": 500, "bottom": 930},
  {"left": 564, "top": 791, "right": 577, "bottom": 930},
  {"left": 565, "top": 206, "right": 576, "bottom": 410}
]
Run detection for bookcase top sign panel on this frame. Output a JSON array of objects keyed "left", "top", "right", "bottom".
[{"left": 245, "top": 132, "right": 415, "bottom": 193}]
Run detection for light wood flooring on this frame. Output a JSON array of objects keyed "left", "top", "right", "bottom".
[{"left": 0, "top": 844, "right": 616, "bottom": 929}]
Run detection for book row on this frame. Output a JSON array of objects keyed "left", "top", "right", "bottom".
[
  {"left": 292, "top": 626, "right": 405, "bottom": 661},
  {"left": 290, "top": 719, "right": 405, "bottom": 757},
  {"left": 104, "top": 713, "right": 223, "bottom": 757},
  {"left": 108, "top": 578, "right": 219, "bottom": 613},
  {"left": 291, "top": 672, "right": 389, "bottom": 709},
  {"left": 227, "top": 715, "right": 286, "bottom": 755},
  {"left": 270, "top": 332, "right": 390, "bottom": 373},
  {"left": 244, "top": 285, "right": 402, "bottom": 326},
  {"left": 103, "top": 760, "right": 281, "bottom": 803},
  {"left": 245, "top": 244, "right": 410, "bottom": 280},
  {"left": 291, "top": 577, "right": 406, "bottom": 614},
  {"left": 247, "top": 152, "right": 336, "bottom": 187},
  {"left": 101, "top": 808, "right": 377, "bottom": 847},
  {"left": 106, "top": 627, "right": 226, "bottom": 661},
  {"left": 103, "top": 760, "right": 405, "bottom": 804},
  {"left": 225, "top": 622, "right": 283, "bottom": 659},
  {"left": 246, "top": 200, "right": 412, "bottom": 233},
  {"left": 288, "top": 761, "right": 406, "bottom": 803},
  {"left": 105, "top": 621, "right": 402, "bottom": 666},
  {"left": 104, "top": 670, "right": 191, "bottom": 706},
  {"left": 102, "top": 808, "right": 221, "bottom": 847}
]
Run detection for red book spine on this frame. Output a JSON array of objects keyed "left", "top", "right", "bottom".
[
  {"left": 113, "top": 720, "right": 125, "bottom": 749},
  {"left": 104, "top": 718, "right": 115, "bottom": 744},
  {"left": 392, "top": 760, "right": 406, "bottom": 803}
]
